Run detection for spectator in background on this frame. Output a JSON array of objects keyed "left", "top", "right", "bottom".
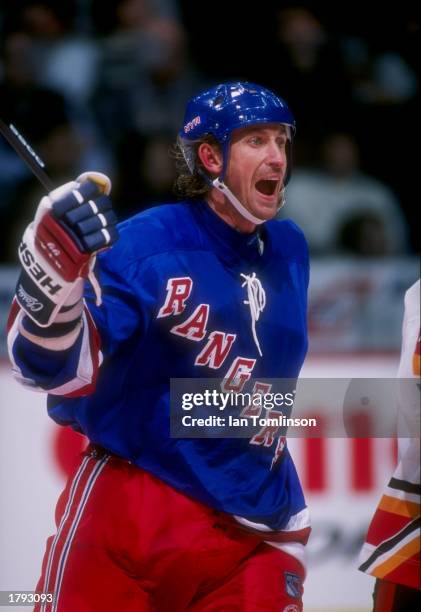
[
  {"left": 341, "top": 13, "right": 419, "bottom": 251},
  {"left": 0, "top": 113, "right": 88, "bottom": 263},
  {"left": 10, "top": 1, "right": 113, "bottom": 174},
  {"left": 266, "top": 7, "right": 354, "bottom": 165},
  {"left": 0, "top": 30, "right": 71, "bottom": 171},
  {"left": 0, "top": 30, "right": 44, "bottom": 210},
  {"left": 113, "top": 131, "right": 176, "bottom": 218},
  {"left": 0, "top": 28, "right": 98, "bottom": 263},
  {"left": 0, "top": 30, "right": 75, "bottom": 260},
  {"left": 342, "top": 13, "right": 418, "bottom": 109},
  {"left": 92, "top": 0, "right": 207, "bottom": 147},
  {"left": 16, "top": 1, "right": 98, "bottom": 103},
  {"left": 278, "top": 131, "right": 409, "bottom": 256}
]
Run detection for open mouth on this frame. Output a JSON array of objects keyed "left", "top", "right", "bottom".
[{"left": 255, "top": 179, "right": 279, "bottom": 197}]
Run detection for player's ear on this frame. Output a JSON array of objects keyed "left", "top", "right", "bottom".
[{"left": 197, "top": 142, "right": 223, "bottom": 175}]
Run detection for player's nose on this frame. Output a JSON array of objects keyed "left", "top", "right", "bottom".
[{"left": 265, "top": 140, "right": 285, "bottom": 168}]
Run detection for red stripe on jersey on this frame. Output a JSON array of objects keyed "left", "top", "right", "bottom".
[
  {"left": 365, "top": 508, "right": 413, "bottom": 546},
  {"left": 6, "top": 298, "right": 20, "bottom": 333}
]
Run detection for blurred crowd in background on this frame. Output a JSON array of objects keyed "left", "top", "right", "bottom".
[{"left": 0, "top": 0, "right": 419, "bottom": 263}]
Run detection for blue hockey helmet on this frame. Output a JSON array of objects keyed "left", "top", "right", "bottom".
[{"left": 179, "top": 82, "right": 295, "bottom": 183}]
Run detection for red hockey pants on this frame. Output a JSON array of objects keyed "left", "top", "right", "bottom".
[{"left": 35, "top": 446, "right": 305, "bottom": 611}]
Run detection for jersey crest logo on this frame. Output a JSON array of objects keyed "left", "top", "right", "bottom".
[{"left": 284, "top": 572, "right": 302, "bottom": 599}]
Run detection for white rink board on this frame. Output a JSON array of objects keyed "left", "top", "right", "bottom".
[
  {"left": 0, "top": 355, "right": 399, "bottom": 611},
  {"left": 0, "top": 369, "right": 62, "bottom": 589}
]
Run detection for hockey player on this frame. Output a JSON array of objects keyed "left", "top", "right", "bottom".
[
  {"left": 359, "top": 279, "right": 420, "bottom": 611},
  {"left": 8, "top": 82, "right": 310, "bottom": 611}
]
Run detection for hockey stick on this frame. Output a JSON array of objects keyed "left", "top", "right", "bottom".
[{"left": 0, "top": 117, "right": 54, "bottom": 191}]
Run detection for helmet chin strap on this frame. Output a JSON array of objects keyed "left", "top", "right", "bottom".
[{"left": 212, "top": 177, "right": 285, "bottom": 226}]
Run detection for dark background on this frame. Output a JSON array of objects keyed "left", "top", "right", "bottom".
[{"left": 0, "top": 0, "right": 419, "bottom": 260}]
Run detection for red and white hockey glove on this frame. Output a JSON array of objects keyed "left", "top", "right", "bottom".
[{"left": 16, "top": 172, "right": 119, "bottom": 327}]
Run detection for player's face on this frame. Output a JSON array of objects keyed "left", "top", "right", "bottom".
[{"left": 225, "top": 124, "right": 288, "bottom": 221}]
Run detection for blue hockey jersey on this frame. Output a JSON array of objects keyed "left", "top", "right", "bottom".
[{"left": 9, "top": 200, "right": 310, "bottom": 533}]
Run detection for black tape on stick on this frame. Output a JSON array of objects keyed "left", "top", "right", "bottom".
[{"left": 0, "top": 118, "right": 54, "bottom": 192}]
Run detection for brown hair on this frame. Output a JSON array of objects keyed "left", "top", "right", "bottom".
[{"left": 171, "top": 135, "right": 221, "bottom": 200}]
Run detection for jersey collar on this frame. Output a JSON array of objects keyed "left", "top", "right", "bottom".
[{"left": 193, "top": 200, "right": 265, "bottom": 266}]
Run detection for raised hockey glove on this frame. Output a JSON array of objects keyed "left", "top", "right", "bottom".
[{"left": 16, "top": 172, "right": 119, "bottom": 327}]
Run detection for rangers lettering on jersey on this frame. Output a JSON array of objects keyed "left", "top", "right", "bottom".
[
  {"left": 222, "top": 357, "right": 256, "bottom": 392},
  {"left": 195, "top": 331, "right": 237, "bottom": 368},
  {"left": 157, "top": 277, "right": 193, "bottom": 318},
  {"left": 171, "top": 304, "right": 209, "bottom": 340}
]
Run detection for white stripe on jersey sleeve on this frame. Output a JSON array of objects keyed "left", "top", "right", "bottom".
[
  {"left": 47, "top": 310, "right": 103, "bottom": 396},
  {"left": 8, "top": 307, "right": 102, "bottom": 396}
]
